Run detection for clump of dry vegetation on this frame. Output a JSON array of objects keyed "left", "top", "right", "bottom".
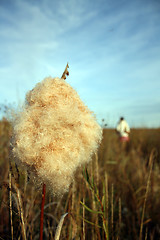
[
  {"left": 0, "top": 115, "right": 160, "bottom": 239},
  {"left": 10, "top": 75, "right": 102, "bottom": 196}
]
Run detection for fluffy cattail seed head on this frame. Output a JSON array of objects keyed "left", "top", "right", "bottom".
[{"left": 11, "top": 76, "right": 102, "bottom": 195}]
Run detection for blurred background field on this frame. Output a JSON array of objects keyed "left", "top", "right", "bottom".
[{"left": 0, "top": 118, "right": 160, "bottom": 240}]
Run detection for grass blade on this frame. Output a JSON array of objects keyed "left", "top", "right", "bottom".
[{"left": 54, "top": 213, "right": 68, "bottom": 240}]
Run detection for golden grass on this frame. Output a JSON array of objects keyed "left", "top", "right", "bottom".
[{"left": 0, "top": 119, "right": 160, "bottom": 239}]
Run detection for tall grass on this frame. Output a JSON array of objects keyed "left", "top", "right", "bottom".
[{"left": 0, "top": 118, "right": 160, "bottom": 239}]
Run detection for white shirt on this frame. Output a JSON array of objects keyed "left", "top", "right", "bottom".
[{"left": 116, "top": 120, "right": 130, "bottom": 137}]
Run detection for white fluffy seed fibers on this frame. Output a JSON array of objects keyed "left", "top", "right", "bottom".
[{"left": 11, "top": 77, "right": 102, "bottom": 195}]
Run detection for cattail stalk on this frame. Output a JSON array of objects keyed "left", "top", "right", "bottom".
[{"left": 39, "top": 183, "right": 46, "bottom": 240}]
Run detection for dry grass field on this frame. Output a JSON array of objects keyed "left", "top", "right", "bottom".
[{"left": 0, "top": 118, "right": 160, "bottom": 240}]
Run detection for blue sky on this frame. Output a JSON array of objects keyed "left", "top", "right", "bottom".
[{"left": 0, "top": 0, "right": 160, "bottom": 127}]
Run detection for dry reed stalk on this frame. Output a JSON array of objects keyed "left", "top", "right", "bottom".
[
  {"left": 118, "top": 197, "right": 121, "bottom": 239},
  {"left": 47, "top": 219, "right": 54, "bottom": 240},
  {"left": 139, "top": 151, "right": 153, "bottom": 240},
  {"left": 102, "top": 172, "right": 109, "bottom": 240},
  {"left": 111, "top": 184, "right": 114, "bottom": 240},
  {"left": 39, "top": 183, "right": 46, "bottom": 240},
  {"left": 77, "top": 192, "right": 82, "bottom": 237},
  {"left": 65, "top": 189, "right": 72, "bottom": 239},
  {"left": 15, "top": 163, "right": 20, "bottom": 184},
  {"left": 148, "top": 148, "right": 157, "bottom": 197},
  {"left": 69, "top": 182, "right": 76, "bottom": 239},
  {"left": 90, "top": 162, "right": 99, "bottom": 240},
  {"left": 82, "top": 197, "right": 85, "bottom": 240},
  {"left": 64, "top": 187, "right": 72, "bottom": 213},
  {"left": 105, "top": 173, "right": 109, "bottom": 224},
  {"left": 27, "top": 186, "right": 35, "bottom": 239},
  {"left": 28, "top": 224, "right": 33, "bottom": 240},
  {"left": 71, "top": 181, "right": 76, "bottom": 212},
  {"left": 47, "top": 196, "right": 54, "bottom": 240},
  {"left": 70, "top": 214, "right": 78, "bottom": 239},
  {"left": 15, "top": 185, "right": 27, "bottom": 240},
  {"left": 95, "top": 152, "right": 99, "bottom": 186},
  {"left": 145, "top": 227, "right": 148, "bottom": 240},
  {"left": 24, "top": 170, "right": 28, "bottom": 198},
  {"left": 9, "top": 172, "right": 14, "bottom": 240},
  {"left": 25, "top": 202, "right": 32, "bottom": 238}
]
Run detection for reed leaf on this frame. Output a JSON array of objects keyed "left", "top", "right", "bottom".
[{"left": 80, "top": 201, "right": 103, "bottom": 215}]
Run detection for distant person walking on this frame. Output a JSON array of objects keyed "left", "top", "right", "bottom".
[{"left": 116, "top": 117, "right": 130, "bottom": 142}]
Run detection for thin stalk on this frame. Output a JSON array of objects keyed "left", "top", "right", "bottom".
[
  {"left": 144, "top": 227, "right": 148, "bottom": 240},
  {"left": 9, "top": 172, "right": 14, "bottom": 240},
  {"left": 111, "top": 184, "right": 114, "bottom": 240},
  {"left": 95, "top": 152, "right": 99, "bottom": 186},
  {"left": 118, "top": 197, "right": 121, "bottom": 239},
  {"left": 82, "top": 197, "right": 85, "bottom": 240},
  {"left": 139, "top": 157, "right": 153, "bottom": 240},
  {"left": 105, "top": 173, "right": 109, "bottom": 225},
  {"left": 104, "top": 173, "right": 109, "bottom": 239},
  {"left": 16, "top": 186, "right": 27, "bottom": 240},
  {"left": 39, "top": 183, "right": 46, "bottom": 240}
]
